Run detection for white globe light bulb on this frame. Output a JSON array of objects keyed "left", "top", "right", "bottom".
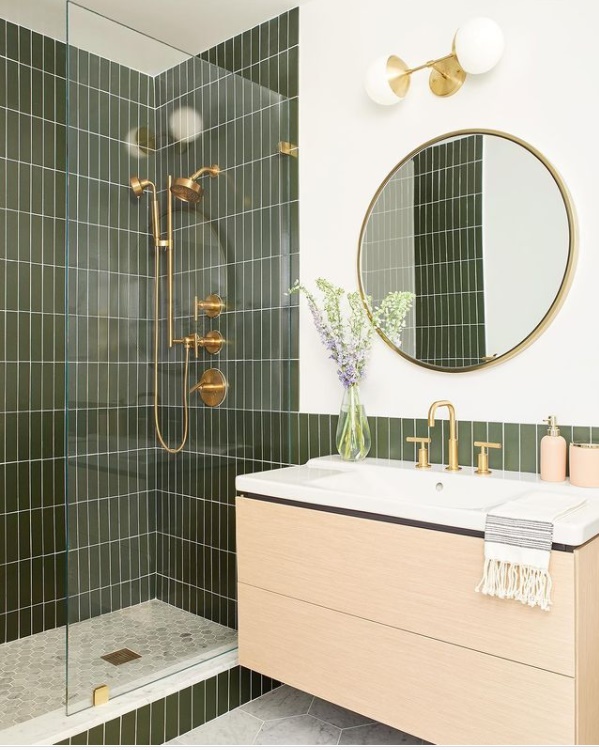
[
  {"left": 365, "top": 56, "right": 405, "bottom": 105},
  {"left": 454, "top": 17, "right": 505, "bottom": 75}
]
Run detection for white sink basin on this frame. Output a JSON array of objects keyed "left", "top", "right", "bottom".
[
  {"left": 306, "top": 465, "right": 528, "bottom": 511},
  {"left": 236, "top": 455, "right": 599, "bottom": 546}
]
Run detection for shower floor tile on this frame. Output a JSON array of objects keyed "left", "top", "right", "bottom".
[{"left": 0, "top": 600, "right": 237, "bottom": 732}]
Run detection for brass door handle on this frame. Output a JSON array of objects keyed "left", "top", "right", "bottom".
[
  {"left": 473, "top": 441, "right": 502, "bottom": 475},
  {"left": 406, "top": 436, "right": 431, "bottom": 469}
]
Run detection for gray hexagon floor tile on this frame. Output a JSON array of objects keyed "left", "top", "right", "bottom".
[
  {"left": 255, "top": 714, "right": 341, "bottom": 745},
  {"left": 0, "top": 600, "right": 237, "bottom": 732},
  {"left": 308, "top": 697, "right": 375, "bottom": 729},
  {"left": 169, "top": 707, "right": 263, "bottom": 745},
  {"left": 243, "top": 685, "right": 314, "bottom": 721},
  {"left": 340, "top": 723, "right": 423, "bottom": 745}
]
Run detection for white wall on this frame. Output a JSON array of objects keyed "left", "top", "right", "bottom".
[
  {"left": 298, "top": 0, "right": 599, "bottom": 425},
  {"left": 482, "top": 136, "right": 569, "bottom": 355}
]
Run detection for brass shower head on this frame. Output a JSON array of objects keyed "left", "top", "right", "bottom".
[
  {"left": 130, "top": 176, "right": 157, "bottom": 199},
  {"left": 170, "top": 164, "right": 220, "bottom": 204}
]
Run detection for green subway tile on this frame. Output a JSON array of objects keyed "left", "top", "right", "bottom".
[
  {"left": 69, "top": 732, "right": 88, "bottom": 745},
  {"left": 240, "top": 667, "right": 253, "bottom": 705},
  {"left": 520, "top": 424, "right": 539, "bottom": 474},
  {"left": 503, "top": 423, "right": 520, "bottom": 472},
  {"left": 473, "top": 421, "right": 488, "bottom": 449},
  {"left": 149, "top": 699, "right": 165, "bottom": 745},
  {"left": 217, "top": 671, "right": 229, "bottom": 716},
  {"left": 104, "top": 717, "right": 122, "bottom": 745},
  {"left": 87, "top": 724, "right": 104, "bottom": 745},
  {"left": 192, "top": 680, "right": 206, "bottom": 728},
  {"left": 229, "top": 667, "right": 241, "bottom": 711},
  {"left": 119, "top": 711, "right": 135, "bottom": 745},
  {"left": 426, "top": 418, "right": 443, "bottom": 465},
  {"left": 205, "top": 676, "right": 217, "bottom": 722},
  {"left": 457, "top": 421, "right": 472, "bottom": 467},
  {"left": 251, "top": 671, "right": 263, "bottom": 700},
  {"left": 135, "top": 704, "right": 151, "bottom": 745},
  {"left": 375, "top": 417, "right": 390, "bottom": 459},
  {"left": 179, "top": 686, "right": 193, "bottom": 736},
  {"left": 164, "top": 693, "right": 179, "bottom": 742},
  {"left": 488, "top": 423, "right": 503, "bottom": 470},
  {"left": 572, "top": 425, "right": 592, "bottom": 445}
]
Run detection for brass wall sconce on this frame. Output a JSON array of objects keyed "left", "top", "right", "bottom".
[
  {"left": 190, "top": 368, "right": 228, "bottom": 407},
  {"left": 365, "top": 17, "right": 504, "bottom": 104}
]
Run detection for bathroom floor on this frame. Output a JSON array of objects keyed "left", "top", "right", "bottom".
[
  {"left": 0, "top": 600, "right": 236, "bottom": 731},
  {"left": 166, "top": 684, "right": 427, "bottom": 745}
]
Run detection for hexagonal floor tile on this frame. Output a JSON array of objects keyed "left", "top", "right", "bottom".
[
  {"left": 309, "top": 697, "right": 375, "bottom": 729},
  {"left": 243, "top": 685, "right": 313, "bottom": 721},
  {"left": 255, "top": 714, "right": 341, "bottom": 745},
  {"left": 340, "top": 723, "right": 422, "bottom": 745}
]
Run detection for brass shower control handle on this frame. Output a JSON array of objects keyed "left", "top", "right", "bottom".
[
  {"left": 194, "top": 294, "right": 224, "bottom": 321},
  {"left": 199, "top": 330, "right": 224, "bottom": 355},
  {"left": 474, "top": 441, "right": 502, "bottom": 475},
  {"left": 190, "top": 369, "right": 228, "bottom": 407},
  {"left": 174, "top": 331, "right": 224, "bottom": 356},
  {"left": 406, "top": 436, "right": 431, "bottom": 469}
]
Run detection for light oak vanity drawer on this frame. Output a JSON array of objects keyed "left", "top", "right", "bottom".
[
  {"left": 238, "top": 583, "right": 575, "bottom": 746},
  {"left": 236, "top": 496, "right": 575, "bottom": 675}
]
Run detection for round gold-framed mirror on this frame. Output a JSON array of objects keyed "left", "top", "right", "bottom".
[{"left": 357, "top": 129, "right": 577, "bottom": 372}]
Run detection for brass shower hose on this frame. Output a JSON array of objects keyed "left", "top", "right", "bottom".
[{"left": 152, "top": 246, "right": 189, "bottom": 454}]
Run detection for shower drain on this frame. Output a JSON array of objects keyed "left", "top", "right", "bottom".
[{"left": 101, "top": 648, "right": 141, "bottom": 666}]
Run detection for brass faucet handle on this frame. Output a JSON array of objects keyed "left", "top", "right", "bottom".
[
  {"left": 406, "top": 436, "right": 431, "bottom": 469},
  {"left": 473, "top": 441, "right": 502, "bottom": 475}
]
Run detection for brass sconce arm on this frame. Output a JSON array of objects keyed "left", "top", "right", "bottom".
[{"left": 365, "top": 17, "right": 504, "bottom": 103}]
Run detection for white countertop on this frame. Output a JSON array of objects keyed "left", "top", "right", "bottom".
[{"left": 236, "top": 455, "right": 599, "bottom": 547}]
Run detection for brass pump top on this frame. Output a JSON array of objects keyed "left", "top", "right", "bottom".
[{"left": 544, "top": 415, "right": 560, "bottom": 436}]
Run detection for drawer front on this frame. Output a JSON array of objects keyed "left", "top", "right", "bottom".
[
  {"left": 239, "top": 583, "right": 575, "bottom": 746},
  {"left": 237, "top": 496, "right": 575, "bottom": 675}
]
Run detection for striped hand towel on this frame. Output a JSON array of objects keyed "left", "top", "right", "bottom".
[{"left": 475, "top": 492, "right": 586, "bottom": 611}]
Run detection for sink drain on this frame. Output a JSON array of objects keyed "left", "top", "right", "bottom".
[{"left": 435, "top": 482, "right": 444, "bottom": 492}]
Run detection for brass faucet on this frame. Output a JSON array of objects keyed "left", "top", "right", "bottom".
[{"left": 427, "top": 400, "right": 461, "bottom": 472}]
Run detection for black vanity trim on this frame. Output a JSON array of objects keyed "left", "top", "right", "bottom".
[{"left": 237, "top": 491, "right": 576, "bottom": 553}]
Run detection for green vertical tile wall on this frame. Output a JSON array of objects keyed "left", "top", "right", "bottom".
[
  {"left": 153, "top": 10, "right": 299, "bottom": 630},
  {"left": 0, "top": 18, "right": 67, "bottom": 644},
  {"left": 66, "top": 43, "right": 157, "bottom": 623}
]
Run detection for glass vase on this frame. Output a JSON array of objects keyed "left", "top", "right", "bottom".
[{"left": 336, "top": 384, "right": 371, "bottom": 461}]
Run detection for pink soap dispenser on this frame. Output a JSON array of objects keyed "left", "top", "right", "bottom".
[{"left": 540, "top": 415, "right": 567, "bottom": 482}]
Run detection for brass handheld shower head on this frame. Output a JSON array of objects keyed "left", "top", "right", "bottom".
[
  {"left": 129, "top": 176, "right": 168, "bottom": 247},
  {"left": 170, "top": 164, "right": 220, "bottom": 204}
]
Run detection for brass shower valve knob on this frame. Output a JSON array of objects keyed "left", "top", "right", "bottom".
[
  {"left": 174, "top": 331, "right": 224, "bottom": 357},
  {"left": 190, "top": 368, "right": 228, "bottom": 407},
  {"left": 194, "top": 293, "right": 224, "bottom": 320}
]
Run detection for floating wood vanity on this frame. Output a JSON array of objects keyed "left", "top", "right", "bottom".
[{"left": 236, "top": 493, "right": 599, "bottom": 745}]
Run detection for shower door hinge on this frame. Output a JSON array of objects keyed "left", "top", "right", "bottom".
[
  {"left": 278, "top": 141, "right": 298, "bottom": 158},
  {"left": 93, "top": 684, "right": 110, "bottom": 706}
]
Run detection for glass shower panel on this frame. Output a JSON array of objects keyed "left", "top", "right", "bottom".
[{"left": 65, "top": 5, "right": 243, "bottom": 714}]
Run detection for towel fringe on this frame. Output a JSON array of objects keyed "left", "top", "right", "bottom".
[{"left": 475, "top": 559, "right": 553, "bottom": 611}]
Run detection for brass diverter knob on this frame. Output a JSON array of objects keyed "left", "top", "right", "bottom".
[
  {"left": 190, "top": 368, "right": 228, "bottom": 407},
  {"left": 199, "top": 330, "right": 224, "bottom": 355},
  {"left": 406, "top": 436, "right": 432, "bottom": 469},
  {"left": 194, "top": 293, "right": 224, "bottom": 321},
  {"left": 474, "top": 441, "right": 502, "bottom": 475},
  {"left": 174, "top": 331, "right": 224, "bottom": 356}
]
